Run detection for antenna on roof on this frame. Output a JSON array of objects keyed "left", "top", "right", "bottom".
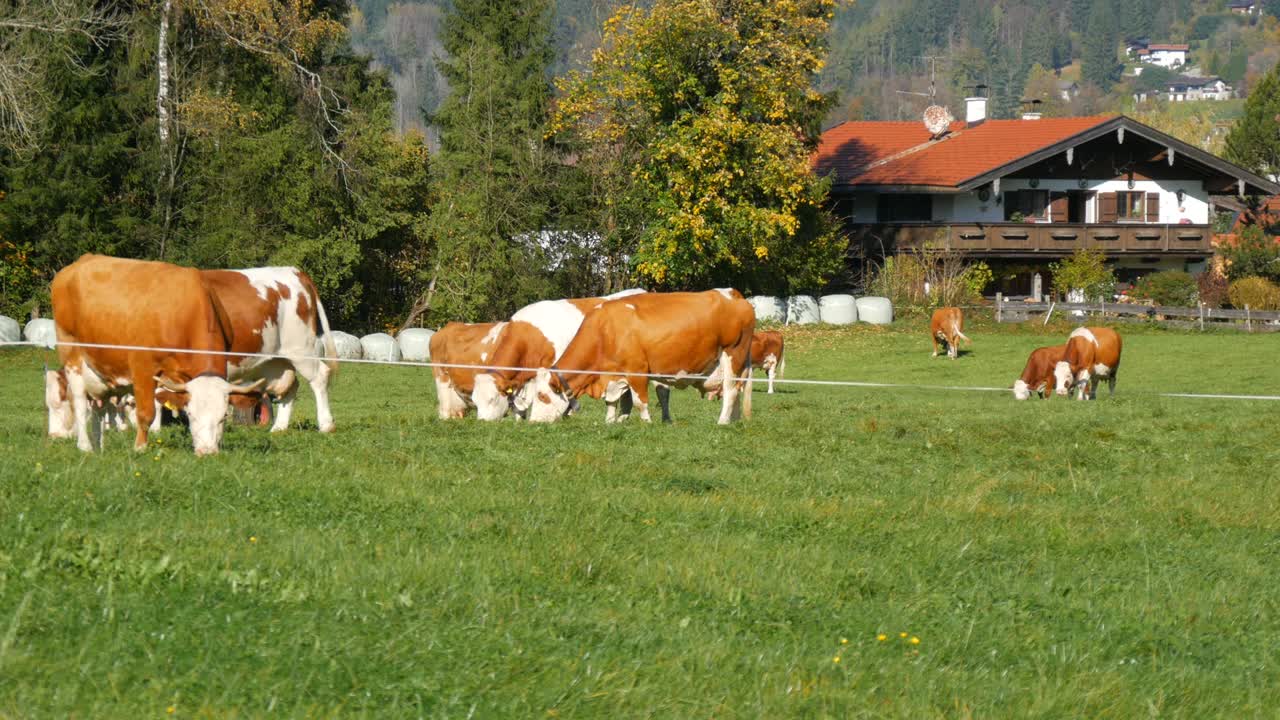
[{"left": 897, "top": 56, "right": 954, "bottom": 139}]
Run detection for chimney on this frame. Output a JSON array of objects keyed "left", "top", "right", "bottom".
[
  {"left": 1020, "top": 98, "right": 1043, "bottom": 120},
  {"left": 964, "top": 84, "right": 989, "bottom": 127}
]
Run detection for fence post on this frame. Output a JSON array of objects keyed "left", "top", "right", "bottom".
[
  {"left": 996, "top": 293, "right": 1003, "bottom": 323},
  {"left": 1198, "top": 302, "right": 1204, "bottom": 332},
  {"left": 1246, "top": 304, "right": 1252, "bottom": 333}
]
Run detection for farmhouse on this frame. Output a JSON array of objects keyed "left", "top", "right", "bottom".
[
  {"left": 1140, "top": 44, "right": 1189, "bottom": 68},
  {"left": 812, "top": 97, "right": 1280, "bottom": 294},
  {"left": 1228, "top": 1, "right": 1258, "bottom": 15}
]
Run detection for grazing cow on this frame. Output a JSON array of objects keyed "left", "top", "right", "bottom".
[
  {"left": 1012, "top": 344, "right": 1068, "bottom": 400},
  {"left": 706, "top": 330, "right": 785, "bottom": 398},
  {"left": 51, "top": 254, "right": 268, "bottom": 454},
  {"left": 930, "top": 307, "right": 970, "bottom": 359},
  {"left": 428, "top": 322, "right": 504, "bottom": 419},
  {"left": 471, "top": 289, "right": 646, "bottom": 419},
  {"left": 518, "top": 289, "right": 755, "bottom": 425},
  {"left": 45, "top": 265, "right": 334, "bottom": 440},
  {"left": 1054, "top": 326, "right": 1123, "bottom": 400}
]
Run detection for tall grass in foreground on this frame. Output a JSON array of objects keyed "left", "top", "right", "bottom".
[{"left": 1, "top": 319, "right": 1278, "bottom": 718}]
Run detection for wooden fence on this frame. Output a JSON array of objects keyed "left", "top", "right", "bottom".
[{"left": 994, "top": 294, "right": 1280, "bottom": 333}]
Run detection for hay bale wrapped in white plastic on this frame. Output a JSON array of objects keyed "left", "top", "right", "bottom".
[
  {"left": 23, "top": 318, "right": 57, "bottom": 348},
  {"left": 359, "top": 332, "right": 401, "bottom": 362},
  {"left": 855, "top": 296, "right": 894, "bottom": 325},
  {"left": 786, "top": 295, "right": 820, "bottom": 325},
  {"left": 748, "top": 296, "right": 786, "bottom": 323},
  {"left": 0, "top": 315, "right": 19, "bottom": 343},
  {"left": 315, "top": 331, "right": 363, "bottom": 359},
  {"left": 818, "top": 294, "right": 858, "bottom": 325},
  {"left": 397, "top": 328, "right": 434, "bottom": 362}
]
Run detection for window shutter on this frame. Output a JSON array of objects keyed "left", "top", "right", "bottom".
[
  {"left": 1100, "top": 192, "right": 1118, "bottom": 222},
  {"left": 1049, "top": 193, "right": 1069, "bottom": 223},
  {"left": 1146, "top": 192, "right": 1160, "bottom": 222}
]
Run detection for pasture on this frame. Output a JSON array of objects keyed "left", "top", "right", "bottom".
[{"left": 1, "top": 318, "right": 1278, "bottom": 718}]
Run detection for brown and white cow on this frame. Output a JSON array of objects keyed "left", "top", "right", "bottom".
[
  {"left": 428, "top": 321, "right": 503, "bottom": 419},
  {"left": 47, "top": 265, "right": 336, "bottom": 441},
  {"left": 51, "top": 254, "right": 268, "bottom": 454},
  {"left": 520, "top": 289, "right": 755, "bottom": 425},
  {"left": 930, "top": 307, "right": 970, "bottom": 359},
  {"left": 706, "top": 329, "right": 785, "bottom": 398},
  {"left": 1012, "top": 344, "right": 1068, "bottom": 400},
  {"left": 467, "top": 289, "right": 646, "bottom": 420},
  {"left": 1054, "top": 326, "right": 1123, "bottom": 400}
]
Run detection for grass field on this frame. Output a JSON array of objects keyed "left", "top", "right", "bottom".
[{"left": 2, "top": 317, "right": 1279, "bottom": 718}]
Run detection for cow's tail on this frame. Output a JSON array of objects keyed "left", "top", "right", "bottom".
[
  {"left": 779, "top": 355, "right": 786, "bottom": 380},
  {"left": 314, "top": 293, "right": 339, "bottom": 375},
  {"left": 953, "top": 322, "right": 971, "bottom": 345}
]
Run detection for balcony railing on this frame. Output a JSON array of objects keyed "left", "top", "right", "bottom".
[{"left": 849, "top": 222, "right": 1213, "bottom": 255}]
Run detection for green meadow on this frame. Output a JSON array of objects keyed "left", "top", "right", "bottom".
[{"left": 1, "top": 317, "right": 1278, "bottom": 718}]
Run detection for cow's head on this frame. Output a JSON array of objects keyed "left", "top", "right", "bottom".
[
  {"left": 521, "top": 368, "right": 572, "bottom": 423},
  {"left": 156, "top": 374, "right": 265, "bottom": 455},
  {"left": 1053, "top": 361, "right": 1074, "bottom": 397},
  {"left": 45, "top": 369, "right": 74, "bottom": 438},
  {"left": 1012, "top": 379, "right": 1032, "bottom": 401},
  {"left": 472, "top": 373, "right": 509, "bottom": 421}
]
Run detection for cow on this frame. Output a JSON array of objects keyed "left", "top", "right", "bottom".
[
  {"left": 51, "top": 254, "right": 269, "bottom": 455},
  {"left": 458, "top": 289, "right": 646, "bottom": 420},
  {"left": 706, "top": 329, "right": 785, "bottom": 398},
  {"left": 1054, "top": 326, "right": 1123, "bottom": 400},
  {"left": 517, "top": 289, "right": 755, "bottom": 425},
  {"left": 930, "top": 307, "right": 970, "bottom": 359},
  {"left": 46, "top": 264, "right": 336, "bottom": 441},
  {"left": 1012, "top": 344, "right": 1068, "bottom": 400},
  {"left": 428, "top": 321, "right": 504, "bottom": 419}
]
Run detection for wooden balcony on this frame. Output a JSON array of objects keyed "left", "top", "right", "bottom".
[{"left": 849, "top": 222, "right": 1213, "bottom": 257}]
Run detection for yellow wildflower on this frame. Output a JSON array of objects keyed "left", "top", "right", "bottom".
[
  {"left": 876, "top": 633, "right": 887, "bottom": 642},
  {"left": 910, "top": 637, "right": 920, "bottom": 645}
]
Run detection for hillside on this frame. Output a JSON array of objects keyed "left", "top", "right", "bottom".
[{"left": 354, "top": 0, "right": 1280, "bottom": 141}]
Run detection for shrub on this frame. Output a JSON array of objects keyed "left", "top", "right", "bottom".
[
  {"left": 1219, "top": 225, "right": 1280, "bottom": 282},
  {"left": 1197, "top": 269, "right": 1229, "bottom": 309},
  {"left": 1130, "top": 270, "right": 1198, "bottom": 307},
  {"left": 1049, "top": 249, "right": 1116, "bottom": 302},
  {"left": 867, "top": 244, "right": 989, "bottom": 309},
  {"left": 1227, "top": 276, "right": 1280, "bottom": 311}
]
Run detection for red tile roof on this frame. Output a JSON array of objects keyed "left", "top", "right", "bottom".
[
  {"left": 1231, "top": 194, "right": 1280, "bottom": 232},
  {"left": 1148, "top": 44, "right": 1189, "bottom": 51},
  {"left": 812, "top": 116, "right": 1116, "bottom": 188}
]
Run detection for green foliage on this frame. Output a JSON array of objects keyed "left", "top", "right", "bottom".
[
  {"left": 1219, "top": 225, "right": 1280, "bottom": 281},
  {"left": 1224, "top": 59, "right": 1280, "bottom": 179},
  {"left": 1049, "top": 249, "right": 1116, "bottom": 301},
  {"left": 1130, "top": 270, "right": 1198, "bottom": 307},
  {"left": 868, "top": 246, "right": 989, "bottom": 308},
  {"left": 1082, "top": 0, "right": 1122, "bottom": 90},
  {"left": 555, "top": 0, "right": 843, "bottom": 293},
  {"left": 1227, "top": 275, "right": 1280, "bottom": 310},
  {"left": 1197, "top": 268, "right": 1230, "bottom": 309},
  {"left": 0, "top": 238, "right": 42, "bottom": 317}
]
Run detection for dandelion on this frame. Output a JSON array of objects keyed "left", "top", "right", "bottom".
[
  {"left": 249, "top": 536, "right": 258, "bottom": 544},
  {"left": 840, "top": 637, "right": 848, "bottom": 645},
  {"left": 910, "top": 636, "right": 920, "bottom": 645},
  {"left": 876, "top": 633, "right": 887, "bottom": 642},
  {"left": 899, "top": 632, "right": 907, "bottom": 638},
  {"left": 167, "top": 706, "right": 176, "bottom": 715},
  {"left": 832, "top": 655, "right": 840, "bottom": 664},
  {"left": 134, "top": 471, "right": 141, "bottom": 477}
]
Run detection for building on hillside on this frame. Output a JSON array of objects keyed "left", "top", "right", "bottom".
[
  {"left": 1141, "top": 44, "right": 1189, "bottom": 68},
  {"left": 1133, "top": 75, "right": 1233, "bottom": 103},
  {"left": 811, "top": 97, "right": 1280, "bottom": 296},
  {"left": 1228, "top": 1, "right": 1259, "bottom": 15},
  {"left": 1057, "top": 79, "right": 1079, "bottom": 102}
]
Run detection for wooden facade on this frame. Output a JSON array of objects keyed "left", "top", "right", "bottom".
[{"left": 848, "top": 222, "right": 1213, "bottom": 258}]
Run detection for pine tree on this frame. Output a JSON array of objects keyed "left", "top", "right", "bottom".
[
  {"left": 1224, "top": 60, "right": 1280, "bottom": 180},
  {"left": 1082, "top": 0, "right": 1121, "bottom": 91}
]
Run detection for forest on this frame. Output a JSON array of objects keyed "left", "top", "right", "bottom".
[{"left": 2, "top": 0, "right": 1279, "bottom": 331}]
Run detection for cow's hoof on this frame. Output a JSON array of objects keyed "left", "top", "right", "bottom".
[{"left": 318, "top": 423, "right": 336, "bottom": 433}]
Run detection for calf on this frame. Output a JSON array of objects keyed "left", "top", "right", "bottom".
[
  {"left": 428, "top": 322, "right": 505, "bottom": 419},
  {"left": 1054, "top": 326, "right": 1123, "bottom": 400},
  {"left": 1012, "top": 344, "right": 1067, "bottom": 400},
  {"left": 706, "top": 330, "right": 785, "bottom": 398},
  {"left": 930, "top": 307, "right": 970, "bottom": 359},
  {"left": 518, "top": 289, "right": 755, "bottom": 425}
]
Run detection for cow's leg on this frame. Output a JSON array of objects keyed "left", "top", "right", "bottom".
[
  {"left": 65, "top": 366, "right": 100, "bottom": 452},
  {"left": 1075, "top": 370, "right": 1090, "bottom": 401},
  {"left": 948, "top": 336, "right": 958, "bottom": 359},
  {"left": 131, "top": 374, "right": 157, "bottom": 451},
  {"left": 293, "top": 357, "right": 335, "bottom": 433},
  {"left": 150, "top": 400, "right": 163, "bottom": 432},
  {"left": 1108, "top": 370, "right": 1118, "bottom": 396},
  {"left": 655, "top": 383, "right": 672, "bottom": 424},
  {"left": 716, "top": 352, "right": 738, "bottom": 425},
  {"left": 931, "top": 333, "right": 939, "bottom": 357},
  {"left": 766, "top": 364, "right": 776, "bottom": 394},
  {"left": 270, "top": 381, "right": 299, "bottom": 432},
  {"left": 629, "top": 379, "right": 651, "bottom": 423}
]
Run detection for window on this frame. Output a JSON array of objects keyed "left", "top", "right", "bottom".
[
  {"left": 877, "top": 194, "right": 933, "bottom": 222},
  {"left": 1117, "top": 191, "right": 1144, "bottom": 220},
  {"left": 1003, "top": 190, "right": 1049, "bottom": 221}
]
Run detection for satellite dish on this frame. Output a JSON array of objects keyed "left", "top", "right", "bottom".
[{"left": 923, "top": 105, "right": 954, "bottom": 138}]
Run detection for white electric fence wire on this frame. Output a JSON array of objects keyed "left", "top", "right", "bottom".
[{"left": 3, "top": 339, "right": 1279, "bottom": 401}]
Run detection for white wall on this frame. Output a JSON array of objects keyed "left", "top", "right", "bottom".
[{"left": 942, "top": 178, "right": 1208, "bottom": 224}]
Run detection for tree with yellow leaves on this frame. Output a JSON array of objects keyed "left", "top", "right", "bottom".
[{"left": 553, "top": 0, "right": 844, "bottom": 292}]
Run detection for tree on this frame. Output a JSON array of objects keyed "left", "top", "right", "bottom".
[
  {"left": 418, "top": 0, "right": 558, "bottom": 323},
  {"left": 1224, "top": 59, "right": 1280, "bottom": 179},
  {"left": 1023, "top": 64, "right": 1067, "bottom": 117},
  {"left": 1220, "top": 225, "right": 1280, "bottom": 282},
  {"left": 1082, "top": 0, "right": 1122, "bottom": 91},
  {"left": 554, "top": 0, "right": 843, "bottom": 293}
]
